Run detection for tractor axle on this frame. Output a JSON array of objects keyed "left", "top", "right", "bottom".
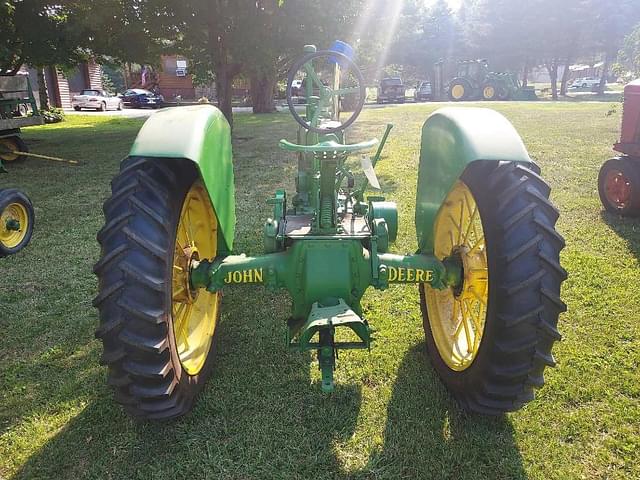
[{"left": 190, "top": 242, "right": 461, "bottom": 320}]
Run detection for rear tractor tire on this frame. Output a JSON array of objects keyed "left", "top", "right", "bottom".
[
  {"left": 420, "top": 161, "right": 567, "bottom": 414},
  {"left": 598, "top": 157, "right": 640, "bottom": 217},
  {"left": 94, "top": 157, "right": 222, "bottom": 419},
  {"left": 0, "top": 188, "right": 35, "bottom": 257}
]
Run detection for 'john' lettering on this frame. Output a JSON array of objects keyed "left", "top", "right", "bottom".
[{"left": 223, "top": 268, "right": 264, "bottom": 284}]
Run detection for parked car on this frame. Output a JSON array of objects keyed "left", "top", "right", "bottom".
[
  {"left": 71, "top": 89, "right": 123, "bottom": 111},
  {"left": 570, "top": 77, "right": 601, "bottom": 88},
  {"left": 377, "top": 77, "right": 406, "bottom": 104},
  {"left": 121, "top": 89, "right": 165, "bottom": 109},
  {"left": 290, "top": 79, "right": 303, "bottom": 96},
  {"left": 414, "top": 81, "right": 433, "bottom": 102}
]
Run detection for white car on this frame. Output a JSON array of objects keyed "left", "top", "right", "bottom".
[
  {"left": 571, "top": 77, "right": 601, "bottom": 88},
  {"left": 71, "top": 89, "right": 123, "bottom": 111}
]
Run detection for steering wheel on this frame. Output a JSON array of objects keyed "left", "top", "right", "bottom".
[{"left": 286, "top": 50, "right": 366, "bottom": 135}]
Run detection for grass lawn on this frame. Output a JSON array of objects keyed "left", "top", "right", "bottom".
[{"left": 1, "top": 101, "right": 639, "bottom": 479}]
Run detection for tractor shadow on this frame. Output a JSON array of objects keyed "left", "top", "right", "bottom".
[
  {"left": 13, "top": 287, "right": 363, "bottom": 480},
  {"left": 601, "top": 211, "right": 640, "bottom": 260},
  {"left": 356, "top": 344, "right": 527, "bottom": 480}
]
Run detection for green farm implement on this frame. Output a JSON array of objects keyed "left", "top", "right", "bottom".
[
  {"left": 446, "top": 59, "right": 537, "bottom": 102},
  {"left": 0, "top": 75, "right": 41, "bottom": 257},
  {"left": 94, "top": 43, "right": 566, "bottom": 420}
]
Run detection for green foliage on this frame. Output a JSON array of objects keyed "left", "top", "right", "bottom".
[
  {"left": 100, "top": 65, "right": 125, "bottom": 94},
  {"left": 0, "top": 1, "right": 89, "bottom": 72},
  {"left": 40, "top": 107, "right": 65, "bottom": 124},
  {"left": 618, "top": 23, "right": 640, "bottom": 77}
]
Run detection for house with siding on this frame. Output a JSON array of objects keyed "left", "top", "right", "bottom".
[{"left": 21, "top": 60, "right": 104, "bottom": 110}]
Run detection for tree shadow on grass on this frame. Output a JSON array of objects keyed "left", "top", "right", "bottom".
[
  {"left": 13, "top": 287, "right": 363, "bottom": 480},
  {"left": 357, "top": 345, "right": 526, "bottom": 480}
]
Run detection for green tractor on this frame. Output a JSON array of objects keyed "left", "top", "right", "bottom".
[
  {"left": 94, "top": 43, "right": 566, "bottom": 420},
  {"left": 448, "top": 60, "right": 536, "bottom": 102}
]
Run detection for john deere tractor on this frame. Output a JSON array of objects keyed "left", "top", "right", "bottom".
[
  {"left": 94, "top": 43, "right": 566, "bottom": 420},
  {"left": 448, "top": 60, "right": 536, "bottom": 102}
]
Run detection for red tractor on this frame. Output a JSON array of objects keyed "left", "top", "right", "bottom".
[{"left": 599, "top": 79, "right": 640, "bottom": 216}]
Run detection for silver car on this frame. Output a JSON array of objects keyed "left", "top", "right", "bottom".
[{"left": 72, "top": 89, "right": 123, "bottom": 111}]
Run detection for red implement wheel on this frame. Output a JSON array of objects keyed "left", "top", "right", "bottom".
[{"left": 598, "top": 157, "right": 640, "bottom": 217}]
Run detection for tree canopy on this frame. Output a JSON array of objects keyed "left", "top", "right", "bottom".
[{"left": 1, "top": 0, "right": 639, "bottom": 121}]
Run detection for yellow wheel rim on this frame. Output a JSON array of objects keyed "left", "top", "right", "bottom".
[
  {"left": 0, "top": 138, "right": 19, "bottom": 162},
  {"left": 483, "top": 86, "right": 495, "bottom": 99},
  {"left": 0, "top": 202, "right": 29, "bottom": 249},
  {"left": 172, "top": 180, "right": 220, "bottom": 376},
  {"left": 451, "top": 84, "right": 465, "bottom": 100},
  {"left": 423, "top": 181, "right": 488, "bottom": 371}
]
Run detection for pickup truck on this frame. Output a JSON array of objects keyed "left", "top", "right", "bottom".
[{"left": 377, "top": 77, "right": 406, "bottom": 104}]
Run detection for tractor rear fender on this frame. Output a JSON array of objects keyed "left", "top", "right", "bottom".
[
  {"left": 129, "top": 105, "right": 236, "bottom": 252},
  {"left": 416, "top": 107, "right": 534, "bottom": 253}
]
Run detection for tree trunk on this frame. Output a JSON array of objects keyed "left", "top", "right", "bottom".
[
  {"left": 250, "top": 71, "right": 277, "bottom": 114},
  {"left": 215, "top": 63, "right": 235, "bottom": 128},
  {"left": 597, "top": 52, "right": 610, "bottom": 95},
  {"left": 560, "top": 57, "right": 572, "bottom": 96},
  {"left": 522, "top": 59, "right": 530, "bottom": 87},
  {"left": 36, "top": 67, "right": 50, "bottom": 110},
  {"left": 546, "top": 60, "right": 559, "bottom": 100}
]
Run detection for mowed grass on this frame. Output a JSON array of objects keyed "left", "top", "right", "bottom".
[{"left": 1, "top": 101, "right": 639, "bottom": 479}]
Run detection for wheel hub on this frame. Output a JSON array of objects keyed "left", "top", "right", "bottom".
[
  {"left": 173, "top": 245, "right": 200, "bottom": 304},
  {"left": 604, "top": 169, "right": 631, "bottom": 208},
  {"left": 0, "top": 203, "right": 29, "bottom": 248}
]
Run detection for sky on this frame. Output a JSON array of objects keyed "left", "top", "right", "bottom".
[{"left": 425, "top": 0, "right": 462, "bottom": 9}]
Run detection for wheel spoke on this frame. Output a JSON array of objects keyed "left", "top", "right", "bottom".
[
  {"left": 174, "top": 305, "right": 191, "bottom": 348},
  {"left": 184, "top": 199, "right": 196, "bottom": 247},
  {"left": 172, "top": 285, "right": 187, "bottom": 301},
  {"left": 462, "top": 204, "right": 478, "bottom": 244},
  {"left": 464, "top": 298, "right": 483, "bottom": 333},
  {"left": 447, "top": 213, "right": 463, "bottom": 239},
  {"left": 469, "top": 235, "right": 485, "bottom": 254},
  {"left": 457, "top": 199, "right": 465, "bottom": 244},
  {"left": 452, "top": 299, "right": 465, "bottom": 337},
  {"left": 460, "top": 300, "right": 474, "bottom": 350}
]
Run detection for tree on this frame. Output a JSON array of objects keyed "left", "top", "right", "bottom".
[
  {"left": 586, "top": 0, "right": 639, "bottom": 93},
  {"left": 0, "top": 2, "right": 85, "bottom": 75},
  {"left": 618, "top": 23, "right": 640, "bottom": 78}
]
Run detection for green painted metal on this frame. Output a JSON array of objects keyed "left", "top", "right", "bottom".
[
  {"left": 191, "top": 243, "right": 450, "bottom": 319},
  {"left": 279, "top": 137, "right": 378, "bottom": 154},
  {"left": 130, "top": 105, "right": 236, "bottom": 252},
  {"left": 415, "top": 107, "right": 534, "bottom": 253},
  {"left": 354, "top": 123, "right": 393, "bottom": 201},
  {"left": 369, "top": 201, "right": 398, "bottom": 242},
  {"left": 5, "top": 218, "right": 20, "bottom": 231}
]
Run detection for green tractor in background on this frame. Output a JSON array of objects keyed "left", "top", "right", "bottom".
[
  {"left": 94, "top": 42, "right": 565, "bottom": 420},
  {"left": 448, "top": 59, "right": 537, "bottom": 102}
]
